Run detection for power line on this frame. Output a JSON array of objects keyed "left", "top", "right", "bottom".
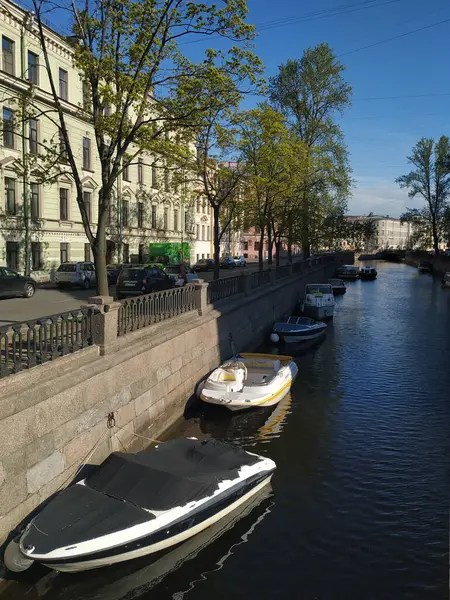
[
  {"left": 337, "top": 16, "right": 450, "bottom": 57},
  {"left": 181, "top": 0, "right": 402, "bottom": 45},
  {"left": 355, "top": 92, "right": 450, "bottom": 100}
]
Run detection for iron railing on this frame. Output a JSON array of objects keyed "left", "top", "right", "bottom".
[
  {"left": 248, "top": 269, "right": 271, "bottom": 291},
  {"left": 117, "top": 284, "right": 196, "bottom": 336},
  {"left": 208, "top": 275, "right": 245, "bottom": 303},
  {"left": 0, "top": 308, "right": 94, "bottom": 379},
  {"left": 275, "top": 264, "right": 290, "bottom": 279}
]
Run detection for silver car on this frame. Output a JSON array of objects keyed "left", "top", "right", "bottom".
[
  {"left": 55, "top": 262, "right": 96, "bottom": 289},
  {"left": 233, "top": 256, "right": 247, "bottom": 267}
]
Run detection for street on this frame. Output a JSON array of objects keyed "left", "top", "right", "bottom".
[{"left": 0, "top": 263, "right": 260, "bottom": 326}]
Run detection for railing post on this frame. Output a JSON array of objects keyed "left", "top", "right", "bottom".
[
  {"left": 194, "top": 281, "right": 210, "bottom": 316},
  {"left": 84, "top": 295, "right": 120, "bottom": 356},
  {"left": 242, "top": 272, "right": 252, "bottom": 296},
  {"left": 270, "top": 268, "right": 276, "bottom": 286}
]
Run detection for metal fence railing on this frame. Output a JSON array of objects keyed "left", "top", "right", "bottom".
[
  {"left": 0, "top": 308, "right": 94, "bottom": 379},
  {"left": 207, "top": 275, "right": 245, "bottom": 303},
  {"left": 275, "top": 264, "right": 290, "bottom": 279},
  {"left": 117, "top": 284, "right": 196, "bottom": 336},
  {"left": 248, "top": 269, "right": 271, "bottom": 291}
]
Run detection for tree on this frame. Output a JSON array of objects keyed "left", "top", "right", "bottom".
[
  {"left": 24, "top": 0, "right": 258, "bottom": 294},
  {"left": 269, "top": 44, "right": 352, "bottom": 258},
  {"left": 237, "top": 104, "right": 295, "bottom": 269},
  {"left": 396, "top": 137, "right": 450, "bottom": 254}
]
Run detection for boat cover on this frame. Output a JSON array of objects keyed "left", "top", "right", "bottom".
[
  {"left": 86, "top": 438, "right": 261, "bottom": 511},
  {"left": 21, "top": 483, "right": 153, "bottom": 555}
]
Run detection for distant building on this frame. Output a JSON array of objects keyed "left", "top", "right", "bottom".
[
  {"left": 193, "top": 198, "right": 213, "bottom": 263},
  {"left": 344, "top": 214, "right": 414, "bottom": 251}
]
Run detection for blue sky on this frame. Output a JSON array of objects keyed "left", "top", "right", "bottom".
[{"left": 187, "top": 0, "right": 450, "bottom": 217}]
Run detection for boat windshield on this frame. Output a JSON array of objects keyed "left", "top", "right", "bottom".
[
  {"left": 305, "top": 284, "right": 333, "bottom": 295},
  {"left": 329, "top": 278, "right": 344, "bottom": 285}
]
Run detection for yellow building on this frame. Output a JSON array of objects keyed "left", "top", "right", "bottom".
[{"left": 0, "top": 0, "right": 195, "bottom": 280}]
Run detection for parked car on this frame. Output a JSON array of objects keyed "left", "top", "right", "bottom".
[
  {"left": 116, "top": 264, "right": 175, "bottom": 299},
  {"left": 193, "top": 258, "right": 215, "bottom": 272},
  {"left": 220, "top": 257, "right": 236, "bottom": 269},
  {"left": 107, "top": 264, "right": 129, "bottom": 285},
  {"left": 233, "top": 256, "right": 247, "bottom": 267},
  {"left": 164, "top": 264, "right": 200, "bottom": 286},
  {"left": 55, "top": 262, "right": 96, "bottom": 289},
  {"left": 0, "top": 267, "right": 36, "bottom": 298}
]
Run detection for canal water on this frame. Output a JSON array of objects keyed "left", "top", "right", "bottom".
[{"left": 2, "top": 261, "right": 449, "bottom": 600}]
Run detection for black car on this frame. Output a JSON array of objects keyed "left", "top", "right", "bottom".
[
  {"left": 116, "top": 264, "right": 175, "bottom": 299},
  {"left": 0, "top": 267, "right": 36, "bottom": 298},
  {"left": 220, "top": 257, "right": 236, "bottom": 269},
  {"left": 107, "top": 264, "right": 129, "bottom": 285},
  {"left": 193, "top": 258, "right": 215, "bottom": 272}
]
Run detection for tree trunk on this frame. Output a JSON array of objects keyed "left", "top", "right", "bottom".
[
  {"left": 275, "top": 240, "right": 281, "bottom": 266},
  {"left": 432, "top": 216, "right": 440, "bottom": 254},
  {"left": 287, "top": 242, "right": 292, "bottom": 263},
  {"left": 213, "top": 205, "right": 221, "bottom": 280},
  {"left": 93, "top": 222, "right": 109, "bottom": 296},
  {"left": 267, "top": 218, "right": 273, "bottom": 266},
  {"left": 258, "top": 225, "right": 265, "bottom": 271}
]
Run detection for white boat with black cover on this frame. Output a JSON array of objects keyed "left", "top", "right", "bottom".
[
  {"left": 199, "top": 353, "right": 297, "bottom": 411},
  {"left": 271, "top": 316, "right": 327, "bottom": 344},
  {"left": 4, "top": 438, "right": 275, "bottom": 573}
]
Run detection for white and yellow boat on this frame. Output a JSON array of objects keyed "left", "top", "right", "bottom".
[{"left": 198, "top": 353, "right": 297, "bottom": 412}]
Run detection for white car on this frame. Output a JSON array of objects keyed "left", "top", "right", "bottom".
[{"left": 233, "top": 256, "right": 247, "bottom": 267}]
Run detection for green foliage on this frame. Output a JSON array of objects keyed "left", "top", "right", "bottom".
[{"left": 396, "top": 136, "right": 450, "bottom": 253}]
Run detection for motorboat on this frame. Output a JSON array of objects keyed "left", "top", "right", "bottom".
[
  {"left": 359, "top": 266, "right": 377, "bottom": 280},
  {"left": 271, "top": 316, "right": 327, "bottom": 344},
  {"left": 328, "top": 278, "right": 346, "bottom": 295},
  {"left": 418, "top": 261, "right": 433, "bottom": 273},
  {"left": 4, "top": 438, "right": 275, "bottom": 573},
  {"left": 335, "top": 265, "right": 360, "bottom": 280},
  {"left": 441, "top": 272, "right": 450, "bottom": 288},
  {"left": 301, "top": 283, "right": 335, "bottom": 320},
  {"left": 198, "top": 353, "right": 297, "bottom": 411}
]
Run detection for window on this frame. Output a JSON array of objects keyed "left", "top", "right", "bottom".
[
  {"left": 82, "top": 137, "right": 91, "bottom": 170},
  {"left": 59, "top": 188, "right": 69, "bottom": 221},
  {"left": 60, "top": 242, "right": 69, "bottom": 263},
  {"left": 59, "top": 68, "right": 68, "bottom": 100},
  {"left": 84, "top": 243, "right": 91, "bottom": 262},
  {"left": 30, "top": 183, "right": 39, "bottom": 219},
  {"left": 123, "top": 157, "right": 130, "bottom": 181},
  {"left": 2, "top": 37, "right": 15, "bottom": 76},
  {"left": 123, "top": 243, "right": 129, "bottom": 263},
  {"left": 29, "top": 118, "right": 38, "bottom": 154},
  {"left": 138, "top": 158, "right": 143, "bottom": 184},
  {"left": 207, "top": 253, "right": 210, "bottom": 259},
  {"left": 174, "top": 208, "right": 179, "bottom": 231},
  {"left": 137, "top": 202, "right": 144, "bottom": 228},
  {"left": 164, "top": 168, "right": 169, "bottom": 192},
  {"left": 83, "top": 191, "right": 92, "bottom": 222},
  {"left": 6, "top": 242, "right": 19, "bottom": 270},
  {"left": 31, "top": 242, "right": 42, "bottom": 271},
  {"left": 152, "top": 164, "right": 158, "bottom": 189},
  {"left": 254, "top": 241, "right": 260, "bottom": 251},
  {"left": 121, "top": 199, "right": 129, "bottom": 227},
  {"left": 185, "top": 210, "right": 189, "bottom": 232},
  {"left": 5, "top": 177, "right": 16, "bottom": 216},
  {"left": 202, "top": 225, "right": 205, "bottom": 241},
  {"left": 163, "top": 206, "right": 169, "bottom": 230},
  {"left": 202, "top": 202, "right": 206, "bottom": 214},
  {"left": 243, "top": 241, "right": 248, "bottom": 251},
  {"left": 197, "top": 201, "right": 201, "bottom": 213},
  {"left": 138, "top": 243, "right": 144, "bottom": 262},
  {"left": 59, "top": 129, "right": 68, "bottom": 163},
  {"left": 82, "top": 80, "right": 90, "bottom": 110},
  {"left": 196, "top": 254, "right": 199, "bottom": 262},
  {"left": 28, "top": 51, "right": 38, "bottom": 84},
  {"left": 151, "top": 205, "right": 157, "bottom": 228},
  {"left": 2, "top": 108, "right": 14, "bottom": 149},
  {"left": 202, "top": 253, "right": 205, "bottom": 259},
  {"left": 207, "top": 226, "right": 210, "bottom": 241},
  {"left": 196, "top": 224, "right": 200, "bottom": 240}
]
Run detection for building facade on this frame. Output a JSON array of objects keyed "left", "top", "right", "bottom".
[
  {"left": 193, "top": 197, "right": 213, "bottom": 263},
  {"left": 0, "top": 0, "right": 195, "bottom": 280},
  {"left": 344, "top": 214, "right": 414, "bottom": 251}
]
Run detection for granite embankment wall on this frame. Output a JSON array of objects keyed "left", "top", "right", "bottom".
[
  {"left": 0, "top": 258, "right": 341, "bottom": 548},
  {"left": 405, "top": 251, "right": 450, "bottom": 275}
]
